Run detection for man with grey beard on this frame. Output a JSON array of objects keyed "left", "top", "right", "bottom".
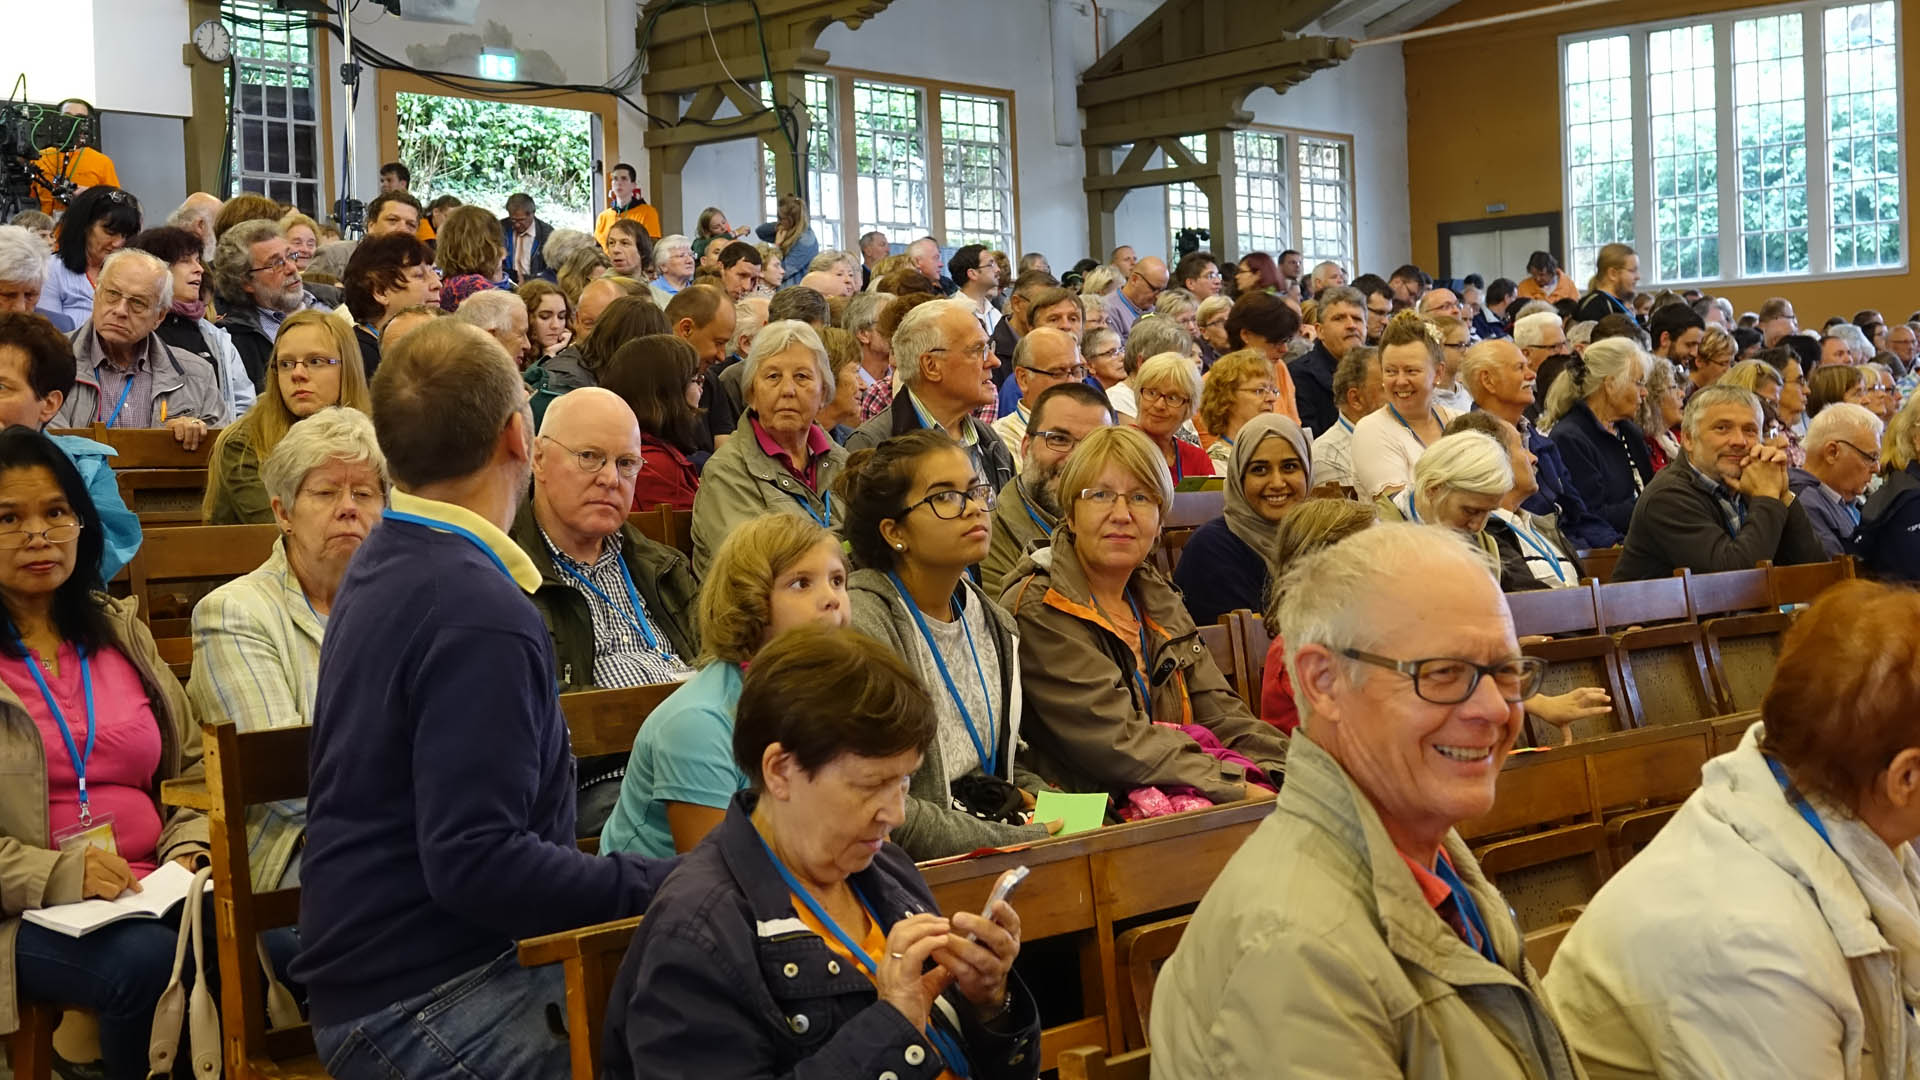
[
  {"left": 981, "top": 381, "right": 1113, "bottom": 595},
  {"left": 210, "top": 218, "right": 329, "bottom": 389}
]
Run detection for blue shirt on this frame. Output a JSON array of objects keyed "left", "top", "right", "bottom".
[{"left": 599, "top": 661, "right": 749, "bottom": 859}]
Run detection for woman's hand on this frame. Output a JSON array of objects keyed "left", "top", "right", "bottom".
[
  {"left": 875, "top": 914, "right": 954, "bottom": 1030},
  {"left": 81, "top": 846, "right": 140, "bottom": 900},
  {"left": 935, "top": 901, "right": 1022, "bottom": 1019},
  {"left": 1526, "top": 687, "right": 1613, "bottom": 744}
]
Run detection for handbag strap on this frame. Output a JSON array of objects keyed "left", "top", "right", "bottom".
[{"left": 148, "top": 865, "right": 212, "bottom": 1079}]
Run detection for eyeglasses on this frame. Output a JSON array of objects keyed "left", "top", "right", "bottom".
[
  {"left": 929, "top": 342, "right": 992, "bottom": 362},
  {"left": 1139, "top": 387, "right": 1190, "bottom": 408},
  {"left": 1029, "top": 429, "right": 1085, "bottom": 453},
  {"left": 275, "top": 355, "right": 341, "bottom": 372},
  {"left": 95, "top": 287, "right": 154, "bottom": 317},
  {"left": 1836, "top": 439, "right": 1881, "bottom": 464},
  {"left": 1090, "top": 345, "right": 1124, "bottom": 360},
  {"left": 898, "top": 483, "right": 996, "bottom": 519},
  {"left": 539, "top": 435, "right": 642, "bottom": 479},
  {"left": 0, "top": 522, "right": 82, "bottom": 548},
  {"left": 1339, "top": 648, "right": 1546, "bottom": 705},
  {"left": 1238, "top": 384, "right": 1279, "bottom": 398},
  {"left": 1020, "top": 363, "right": 1089, "bottom": 380},
  {"left": 1079, "top": 487, "right": 1159, "bottom": 512},
  {"left": 250, "top": 253, "right": 297, "bottom": 275}
]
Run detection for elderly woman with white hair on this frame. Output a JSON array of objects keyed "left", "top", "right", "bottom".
[
  {"left": 1109, "top": 315, "right": 1196, "bottom": 422},
  {"left": 689, "top": 318, "right": 849, "bottom": 576},
  {"left": 1128, "top": 351, "right": 1215, "bottom": 483},
  {"left": 0, "top": 225, "right": 46, "bottom": 317},
  {"left": 649, "top": 233, "right": 695, "bottom": 308},
  {"left": 1543, "top": 335, "right": 1655, "bottom": 536},
  {"left": 1374, "top": 430, "right": 1512, "bottom": 565},
  {"left": 805, "top": 249, "right": 861, "bottom": 297},
  {"left": 189, "top": 407, "right": 390, "bottom": 733}
]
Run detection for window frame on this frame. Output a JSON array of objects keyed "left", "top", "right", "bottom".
[
  {"left": 223, "top": 0, "right": 330, "bottom": 217},
  {"left": 1559, "top": 0, "right": 1905, "bottom": 287},
  {"left": 761, "top": 67, "right": 1019, "bottom": 254},
  {"left": 1159, "top": 123, "right": 1357, "bottom": 273}
]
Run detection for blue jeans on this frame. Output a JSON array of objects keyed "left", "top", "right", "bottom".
[
  {"left": 313, "top": 950, "right": 569, "bottom": 1080},
  {"left": 13, "top": 895, "right": 302, "bottom": 1080}
]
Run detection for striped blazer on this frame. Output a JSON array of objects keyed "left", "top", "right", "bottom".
[{"left": 187, "top": 537, "right": 324, "bottom": 732}]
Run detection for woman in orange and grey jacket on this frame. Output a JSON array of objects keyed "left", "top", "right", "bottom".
[{"left": 998, "top": 426, "right": 1287, "bottom": 807}]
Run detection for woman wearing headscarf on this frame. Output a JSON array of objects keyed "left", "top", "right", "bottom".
[{"left": 1171, "top": 414, "right": 1311, "bottom": 626}]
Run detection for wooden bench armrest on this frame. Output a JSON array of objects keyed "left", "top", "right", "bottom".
[
  {"left": 517, "top": 915, "right": 643, "bottom": 969},
  {"left": 160, "top": 777, "right": 211, "bottom": 811}
]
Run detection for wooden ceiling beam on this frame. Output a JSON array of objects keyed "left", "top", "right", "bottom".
[{"left": 1078, "top": 35, "right": 1351, "bottom": 110}]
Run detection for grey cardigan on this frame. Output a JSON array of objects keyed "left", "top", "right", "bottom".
[{"left": 847, "top": 568, "right": 1050, "bottom": 859}]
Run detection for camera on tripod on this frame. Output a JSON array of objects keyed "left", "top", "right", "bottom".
[
  {"left": 1175, "top": 227, "right": 1211, "bottom": 258},
  {"left": 0, "top": 80, "right": 85, "bottom": 217}
]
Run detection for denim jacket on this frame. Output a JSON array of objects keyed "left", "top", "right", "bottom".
[{"left": 600, "top": 792, "right": 1042, "bottom": 1080}]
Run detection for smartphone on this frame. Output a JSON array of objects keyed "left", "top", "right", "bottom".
[{"left": 979, "top": 865, "right": 1029, "bottom": 922}]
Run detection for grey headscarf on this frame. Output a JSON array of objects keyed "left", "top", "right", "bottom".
[{"left": 1222, "top": 412, "right": 1313, "bottom": 565}]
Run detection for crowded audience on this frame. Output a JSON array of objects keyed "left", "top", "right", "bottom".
[{"left": 15, "top": 153, "right": 1920, "bottom": 1080}]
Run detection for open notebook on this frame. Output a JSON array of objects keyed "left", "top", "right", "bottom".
[{"left": 22, "top": 861, "right": 210, "bottom": 938}]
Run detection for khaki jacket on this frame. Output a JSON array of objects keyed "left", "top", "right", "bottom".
[
  {"left": 998, "top": 536, "right": 1286, "bottom": 804},
  {"left": 0, "top": 596, "right": 208, "bottom": 1034},
  {"left": 1151, "top": 731, "right": 1585, "bottom": 1079},
  {"left": 689, "top": 414, "right": 846, "bottom": 578},
  {"left": 981, "top": 475, "right": 1054, "bottom": 598}
]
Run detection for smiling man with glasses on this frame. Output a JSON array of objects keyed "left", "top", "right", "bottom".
[
  {"left": 1152, "top": 523, "right": 1585, "bottom": 1080},
  {"left": 54, "top": 249, "right": 228, "bottom": 444}
]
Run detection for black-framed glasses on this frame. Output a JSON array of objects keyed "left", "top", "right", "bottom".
[
  {"left": 1339, "top": 648, "right": 1546, "bottom": 705},
  {"left": 1030, "top": 429, "right": 1083, "bottom": 453},
  {"left": 1836, "top": 439, "right": 1881, "bottom": 464},
  {"left": 0, "top": 522, "right": 82, "bottom": 549},
  {"left": 538, "top": 435, "right": 642, "bottom": 479},
  {"left": 1019, "top": 363, "right": 1089, "bottom": 381},
  {"left": 899, "top": 483, "right": 996, "bottom": 519}
]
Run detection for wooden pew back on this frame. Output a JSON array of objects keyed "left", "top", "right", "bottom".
[{"left": 203, "top": 723, "right": 325, "bottom": 1077}]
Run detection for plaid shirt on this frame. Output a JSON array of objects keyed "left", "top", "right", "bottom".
[
  {"left": 1688, "top": 463, "right": 1748, "bottom": 537},
  {"left": 540, "top": 528, "right": 695, "bottom": 688}
]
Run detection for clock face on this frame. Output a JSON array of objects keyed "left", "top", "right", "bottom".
[{"left": 194, "top": 19, "right": 232, "bottom": 64}]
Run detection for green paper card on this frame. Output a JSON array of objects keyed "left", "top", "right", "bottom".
[{"left": 1033, "top": 791, "right": 1108, "bottom": 836}]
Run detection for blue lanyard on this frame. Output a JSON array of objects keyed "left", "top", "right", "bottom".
[
  {"left": 1432, "top": 851, "right": 1499, "bottom": 963},
  {"left": 794, "top": 490, "right": 832, "bottom": 528},
  {"left": 886, "top": 572, "right": 998, "bottom": 776},
  {"left": 1507, "top": 517, "right": 1569, "bottom": 583},
  {"left": 1123, "top": 592, "right": 1154, "bottom": 709},
  {"left": 382, "top": 509, "right": 515, "bottom": 582},
  {"left": 1766, "top": 755, "right": 1835, "bottom": 849},
  {"left": 1021, "top": 486, "right": 1052, "bottom": 537},
  {"left": 1387, "top": 403, "right": 1441, "bottom": 448},
  {"left": 555, "top": 551, "right": 662, "bottom": 654},
  {"left": 357, "top": 321, "right": 382, "bottom": 340},
  {"left": 1404, "top": 493, "right": 1423, "bottom": 523},
  {"left": 19, "top": 641, "right": 98, "bottom": 825},
  {"left": 100, "top": 377, "right": 134, "bottom": 427},
  {"left": 1337, "top": 415, "right": 1354, "bottom": 434},
  {"left": 1171, "top": 445, "right": 1184, "bottom": 483},
  {"left": 754, "top": 830, "right": 973, "bottom": 1077}
]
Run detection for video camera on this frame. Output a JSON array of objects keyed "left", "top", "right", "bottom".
[
  {"left": 0, "top": 78, "right": 86, "bottom": 217},
  {"left": 1175, "top": 227, "right": 1211, "bottom": 259}
]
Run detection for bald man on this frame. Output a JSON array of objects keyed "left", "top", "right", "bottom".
[
  {"left": 992, "top": 327, "right": 1084, "bottom": 447},
  {"left": 573, "top": 276, "right": 631, "bottom": 342},
  {"left": 510, "top": 388, "right": 700, "bottom": 835},
  {"left": 1108, "top": 255, "right": 1169, "bottom": 341}
]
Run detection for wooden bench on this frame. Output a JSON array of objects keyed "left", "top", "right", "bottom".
[
  {"left": 121, "top": 524, "right": 281, "bottom": 675},
  {"left": 1058, "top": 1045, "right": 1151, "bottom": 1080},
  {"left": 517, "top": 916, "right": 645, "bottom": 1080},
  {"left": 52, "top": 425, "right": 218, "bottom": 528},
  {"left": 200, "top": 722, "right": 327, "bottom": 1079},
  {"left": 558, "top": 681, "right": 684, "bottom": 759}
]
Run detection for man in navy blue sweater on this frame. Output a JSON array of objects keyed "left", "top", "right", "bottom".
[{"left": 292, "top": 320, "right": 675, "bottom": 1079}]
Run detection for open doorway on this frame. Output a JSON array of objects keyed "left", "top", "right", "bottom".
[{"left": 393, "top": 92, "right": 597, "bottom": 232}]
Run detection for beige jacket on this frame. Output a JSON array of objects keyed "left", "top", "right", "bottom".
[
  {"left": 0, "top": 595, "right": 208, "bottom": 1035},
  {"left": 1150, "top": 730, "right": 1585, "bottom": 1080},
  {"left": 1545, "top": 724, "right": 1920, "bottom": 1080},
  {"left": 689, "top": 414, "right": 846, "bottom": 578}
]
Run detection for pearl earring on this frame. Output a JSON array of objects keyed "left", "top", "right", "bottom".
[{"left": 895, "top": 543, "right": 905, "bottom": 550}]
